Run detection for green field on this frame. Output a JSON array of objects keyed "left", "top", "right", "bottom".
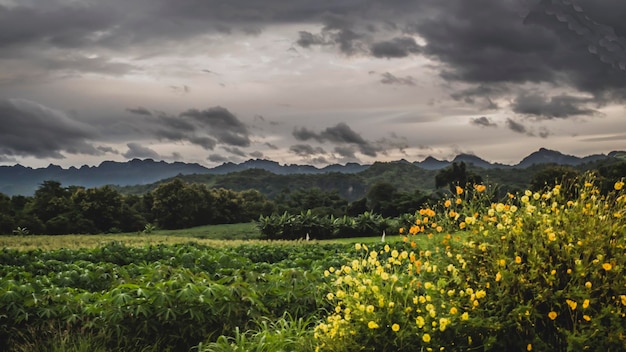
[
  {"left": 2, "top": 179, "right": 625, "bottom": 351},
  {"left": 0, "top": 222, "right": 426, "bottom": 251}
]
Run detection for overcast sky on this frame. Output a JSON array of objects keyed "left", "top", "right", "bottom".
[{"left": 1, "top": 0, "right": 625, "bottom": 168}]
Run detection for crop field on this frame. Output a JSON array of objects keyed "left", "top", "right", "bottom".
[{"left": 1, "top": 178, "right": 625, "bottom": 351}]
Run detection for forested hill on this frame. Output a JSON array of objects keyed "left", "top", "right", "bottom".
[
  {"left": 116, "top": 157, "right": 626, "bottom": 202},
  {"left": 1, "top": 149, "right": 625, "bottom": 196}
]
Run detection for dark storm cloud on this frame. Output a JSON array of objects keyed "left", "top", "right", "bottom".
[
  {"left": 293, "top": 123, "right": 381, "bottom": 157},
  {"left": 126, "top": 107, "right": 152, "bottom": 116},
  {"left": 0, "top": 98, "right": 100, "bottom": 159},
  {"left": 407, "top": 0, "right": 626, "bottom": 101},
  {"left": 297, "top": 31, "right": 328, "bottom": 48},
  {"left": 289, "top": 144, "right": 326, "bottom": 157},
  {"left": 512, "top": 92, "right": 598, "bottom": 119},
  {"left": 333, "top": 146, "right": 357, "bottom": 159},
  {"left": 380, "top": 72, "right": 416, "bottom": 86},
  {"left": 293, "top": 127, "right": 322, "bottom": 142},
  {"left": 180, "top": 107, "right": 251, "bottom": 147},
  {"left": 370, "top": 37, "right": 421, "bottom": 58},
  {"left": 188, "top": 136, "right": 217, "bottom": 150},
  {"left": 122, "top": 142, "right": 161, "bottom": 159},
  {"left": 0, "top": 3, "right": 115, "bottom": 49},
  {"left": 470, "top": 116, "right": 498, "bottom": 128},
  {"left": 124, "top": 106, "right": 250, "bottom": 151},
  {"left": 450, "top": 85, "right": 504, "bottom": 110},
  {"left": 506, "top": 118, "right": 528, "bottom": 135},
  {"left": 208, "top": 154, "right": 229, "bottom": 163}
]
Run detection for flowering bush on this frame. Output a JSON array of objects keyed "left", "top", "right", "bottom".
[{"left": 316, "top": 178, "right": 626, "bottom": 351}]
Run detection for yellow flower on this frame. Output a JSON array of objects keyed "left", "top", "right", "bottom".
[
  {"left": 498, "top": 259, "right": 506, "bottom": 266},
  {"left": 527, "top": 343, "right": 533, "bottom": 351},
  {"left": 391, "top": 323, "right": 400, "bottom": 332},
  {"left": 621, "top": 295, "right": 626, "bottom": 306},
  {"left": 585, "top": 281, "right": 592, "bottom": 289},
  {"left": 422, "top": 333, "right": 431, "bottom": 343},
  {"left": 416, "top": 316, "right": 425, "bottom": 328},
  {"left": 460, "top": 312, "right": 469, "bottom": 321},
  {"left": 515, "top": 256, "right": 522, "bottom": 264},
  {"left": 615, "top": 181, "right": 624, "bottom": 191},
  {"left": 450, "top": 307, "right": 458, "bottom": 315},
  {"left": 368, "top": 321, "right": 379, "bottom": 329},
  {"left": 566, "top": 299, "right": 577, "bottom": 310},
  {"left": 602, "top": 263, "right": 612, "bottom": 271},
  {"left": 548, "top": 311, "right": 558, "bottom": 320},
  {"left": 366, "top": 305, "right": 374, "bottom": 313},
  {"left": 355, "top": 243, "right": 362, "bottom": 250},
  {"left": 583, "top": 299, "right": 590, "bottom": 309},
  {"left": 583, "top": 315, "right": 591, "bottom": 322},
  {"left": 474, "top": 184, "right": 486, "bottom": 193},
  {"left": 495, "top": 272, "right": 501, "bottom": 282},
  {"left": 326, "top": 293, "right": 334, "bottom": 300},
  {"left": 444, "top": 199, "right": 451, "bottom": 208},
  {"left": 456, "top": 186, "right": 464, "bottom": 195},
  {"left": 455, "top": 198, "right": 462, "bottom": 205}
]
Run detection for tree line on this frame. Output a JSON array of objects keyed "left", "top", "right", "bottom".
[
  {"left": 1, "top": 160, "right": 623, "bottom": 235},
  {"left": 0, "top": 178, "right": 431, "bottom": 235}
]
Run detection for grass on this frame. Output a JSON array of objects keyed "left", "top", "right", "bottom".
[
  {"left": 148, "top": 222, "right": 261, "bottom": 240},
  {"left": 0, "top": 222, "right": 261, "bottom": 251},
  {"left": 0, "top": 222, "right": 460, "bottom": 251}
]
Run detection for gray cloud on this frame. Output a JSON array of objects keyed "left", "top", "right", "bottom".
[
  {"left": 293, "top": 123, "right": 381, "bottom": 157},
  {"left": 506, "top": 118, "right": 528, "bottom": 134},
  {"left": 512, "top": 92, "right": 598, "bottom": 119},
  {"left": 122, "top": 142, "right": 161, "bottom": 159},
  {"left": 208, "top": 154, "right": 229, "bottom": 163},
  {"left": 96, "top": 145, "right": 119, "bottom": 154},
  {"left": 223, "top": 146, "right": 247, "bottom": 157},
  {"left": 297, "top": 31, "right": 328, "bottom": 48},
  {"left": 181, "top": 107, "right": 251, "bottom": 147},
  {"left": 370, "top": 37, "right": 421, "bottom": 58},
  {"left": 410, "top": 0, "right": 626, "bottom": 102},
  {"left": 293, "top": 127, "right": 322, "bottom": 142},
  {"left": 0, "top": 98, "right": 99, "bottom": 159},
  {"left": 289, "top": 144, "right": 326, "bottom": 156},
  {"left": 249, "top": 151, "right": 264, "bottom": 158},
  {"left": 126, "top": 107, "right": 152, "bottom": 116},
  {"left": 4, "top": 0, "right": 625, "bottom": 103},
  {"left": 470, "top": 116, "right": 498, "bottom": 127},
  {"left": 333, "top": 146, "right": 357, "bottom": 159},
  {"left": 380, "top": 72, "right": 416, "bottom": 86}
]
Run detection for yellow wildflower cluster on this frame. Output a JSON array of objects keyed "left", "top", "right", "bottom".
[
  {"left": 315, "top": 239, "right": 490, "bottom": 351},
  {"left": 316, "top": 177, "right": 626, "bottom": 351}
]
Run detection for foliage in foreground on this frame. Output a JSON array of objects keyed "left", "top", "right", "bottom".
[
  {"left": 315, "top": 178, "right": 626, "bottom": 351},
  {"left": 0, "top": 242, "right": 350, "bottom": 351},
  {"left": 1, "top": 176, "right": 625, "bottom": 351}
]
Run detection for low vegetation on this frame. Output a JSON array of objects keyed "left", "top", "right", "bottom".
[{"left": 1, "top": 174, "right": 624, "bottom": 351}]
